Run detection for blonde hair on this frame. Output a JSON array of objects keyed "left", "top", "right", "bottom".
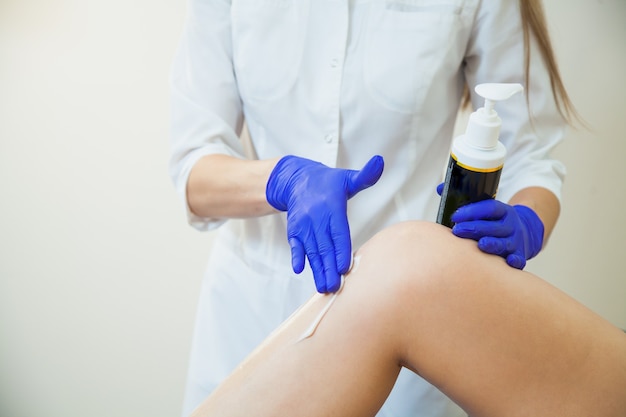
[{"left": 464, "top": 0, "right": 581, "bottom": 126}]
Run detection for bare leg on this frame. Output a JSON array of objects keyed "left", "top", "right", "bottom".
[{"left": 192, "top": 221, "right": 626, "bottom": 417}]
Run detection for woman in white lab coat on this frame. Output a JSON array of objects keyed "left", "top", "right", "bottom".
[{"left": 169, "top": 1, "right": 575, "bottom": 415}]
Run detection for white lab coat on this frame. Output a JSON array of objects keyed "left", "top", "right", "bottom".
[{"left": 169, "top": 0, "right": 566, "bottom": 415}]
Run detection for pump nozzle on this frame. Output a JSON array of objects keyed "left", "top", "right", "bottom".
[
  {"left": 475, "top": 83, "right": 524, "bottom": 115},
  {"left": 464, "top": 83, "right": 523, "bottom": 150}
]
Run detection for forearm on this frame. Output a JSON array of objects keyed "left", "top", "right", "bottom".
[
  {"left": 508, "top": 186, "right": 560, "bottom": 245},
  {"left": 186, "top": 154, "right": 280, "bottom": 219}
]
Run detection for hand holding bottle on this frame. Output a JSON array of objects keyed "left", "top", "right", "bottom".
[
  {"left": 450, "top": 199, "right": 544, "bottom": 269},
  {"left": 266, "top": 155, "right": 384, "bottom": 292}
]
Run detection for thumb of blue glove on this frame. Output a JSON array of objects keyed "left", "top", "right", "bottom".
[
  {"left": 266, "top": 155, "right": 384, "bottom": 292},
  {"left": 450, "top": 199, "right": 544, "bottom": 269}
]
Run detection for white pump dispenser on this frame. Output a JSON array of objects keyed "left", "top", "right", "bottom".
[
  {"left": 436, "top": 83, "right": 523, "bottom": 227},
  {"left": 465, "top": 83, "right": 524, "bottom": 151}
]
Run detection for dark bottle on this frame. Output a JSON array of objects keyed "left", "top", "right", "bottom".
[{"left": 437, "top": 83, "right": 523, "bottom": 227}]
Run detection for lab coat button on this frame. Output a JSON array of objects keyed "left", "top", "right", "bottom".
[
  {"left": 324, "top": 134, "right": 334, "bottom": 143},
  {"left": 330, "top": 59, "right": 339, "bottom": 68}
]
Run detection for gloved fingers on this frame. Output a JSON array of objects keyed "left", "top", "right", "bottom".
[
  {"left": 451, "top": 199, "right": 509, "bottom": 223},
  {"left": 329, "top": 213, "right": 352, "bottom": 275},
  {"left": 314, "top": 225, "right": 341, "bottom": 293},
  {"left": 295, "top": 229, "right": 327, "bottom": 293},
  {"left": 452, "top": 219, "right": 512, "bottom": 240},
  {"left": 288, "top": 237, "right": 306, "bottom": 274},
  {"left": 345, "top": 155, "right": 384, "bottom": 198},
  {"left": 506, "top": 253, "right": 526, "bottom": 270},
  {"left": 436, "top": 182, "right": 444, "bottom": 196},
  {"left": 477, "top": 236, "right": 517, "bottom": 257}
]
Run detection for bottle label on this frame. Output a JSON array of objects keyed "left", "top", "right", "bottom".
[{"left": 436, "top": 154, "right": 502, "bottom": 228}]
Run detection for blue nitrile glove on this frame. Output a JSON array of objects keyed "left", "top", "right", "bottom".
[
  {"left": 450, "top": 199, "right": 544, "bottom": 270},
  {"left": 266, "top": 155, "right": 384, "bottom": 293}
]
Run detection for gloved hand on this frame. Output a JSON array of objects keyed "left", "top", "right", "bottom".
[
  {"left": 450, "top": 199, "right": 544, "bottom": 270},
  {"left": 267, "top": 155, "right": 384, "bottom": 292}
]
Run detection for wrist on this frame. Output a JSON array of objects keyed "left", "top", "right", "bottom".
[
  {"left": 514, "top": 205, "right": 544, "bottom": 260},
  {"left": 266, "top": 155, "right": 302, "bottom": 211}
]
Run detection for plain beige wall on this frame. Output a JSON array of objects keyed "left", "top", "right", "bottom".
[{"left": 0, "top": 1, "right": 624, "bottom": 416}]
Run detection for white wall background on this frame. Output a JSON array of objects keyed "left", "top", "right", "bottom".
[{"left": 0, "top": 1, "right": 624, "bottom": 416}]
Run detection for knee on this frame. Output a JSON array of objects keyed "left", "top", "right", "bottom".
[
  {"left": 354, "top": 221, "right": 485, "bottom": 303},
  {"left": 357, "top": 221, "right": 461, "bottom": 277}
]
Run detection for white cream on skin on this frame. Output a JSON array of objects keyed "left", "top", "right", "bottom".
[{"left": 296, "top": 255, "right": 361, "bottom": 343}]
